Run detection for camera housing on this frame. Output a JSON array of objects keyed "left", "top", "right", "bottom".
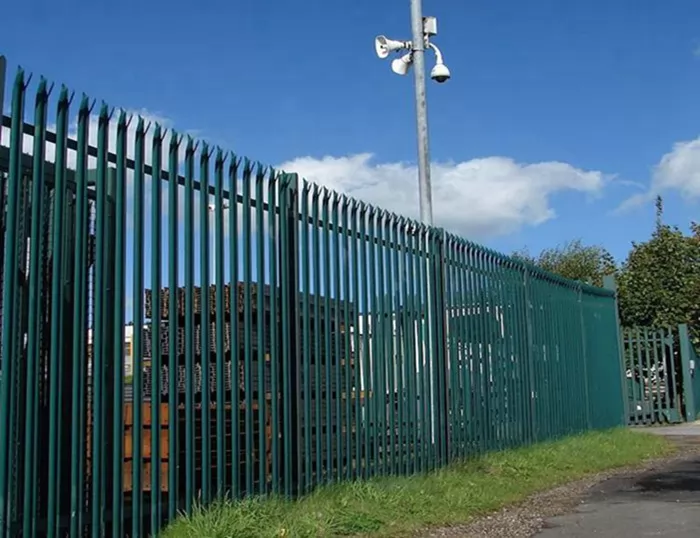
[{"left": 430, "top": 63, "right": 451, "bottom": 83}]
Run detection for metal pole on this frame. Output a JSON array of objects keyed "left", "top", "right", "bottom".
[
  {"left": 410, "top": 0, "right": 433, "bottom": 226},
  {"left": 410, "top": 0, "right": 438, "bottom": 459}
]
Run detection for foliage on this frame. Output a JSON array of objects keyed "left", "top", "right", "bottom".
[
  {"left": 514, "top": 197, "right": 700, "bottom": 342},
  {"left": 161, "top": 430, "right": 671, "bottom": 538},
  {"left": 617, "top": 196, "right": 700, "bottom": 343},
  {"left": 512, "top": 239, "right": 617, "bottom": 287}
]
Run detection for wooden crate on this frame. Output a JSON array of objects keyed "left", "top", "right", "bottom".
[{"left": 122, "top": 399, "right": 274, "bottom": 494}]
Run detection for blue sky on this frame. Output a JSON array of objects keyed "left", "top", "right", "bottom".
[{"left": 3, "top": 0, "right": 700, "bottom": 264}]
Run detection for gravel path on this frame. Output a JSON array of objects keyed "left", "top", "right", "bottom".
[{"left": 418, "top": 434, "right": 700, "bottom": 538}]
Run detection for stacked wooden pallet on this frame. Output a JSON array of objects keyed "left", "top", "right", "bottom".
[{"left": 122, "top": 283, "right": 360, "bottom": 495}]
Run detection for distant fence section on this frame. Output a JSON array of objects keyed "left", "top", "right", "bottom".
[
  {"left": 0, "top": 56, "right": 625, "bottom": 537},
  {"left": 679, "top": 324, "right": 700, "bottom": 423},
  {"left": 622, "top": 324, "right": 700, "bottom": 426}
]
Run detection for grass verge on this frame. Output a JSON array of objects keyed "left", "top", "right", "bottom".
[{"left": 162, "top": 428, "right": 673, "bottom": 538}]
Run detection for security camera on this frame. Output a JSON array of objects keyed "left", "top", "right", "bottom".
[{"left": 430, "top": 63, "right": 451, "bottom": 83}]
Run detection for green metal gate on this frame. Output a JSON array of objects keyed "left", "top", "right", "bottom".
[
  {"left": 623, "top": 324, "right": 700, "bottom": 426},
  {"left": 623, "top": 327, "right": 683, "bottom": 425}
]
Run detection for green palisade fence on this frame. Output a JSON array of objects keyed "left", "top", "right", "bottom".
[
  {"left": 621, "top": 324, "right": 700, "bottom": 426},
  {"left": 0, "top": 58, "right": 626, "bottom": 537},
  {"left": 679, "top": 324, "right": 700, "bottom": 423},
  {"left": 623, "top": 326, "right": 682, "bottom": 426}
]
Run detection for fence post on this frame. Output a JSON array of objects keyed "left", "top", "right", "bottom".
[
  {"left": 0, "top": 67, "right": 28, "bottom": 538},
  {"left": 678, "top": 323, "right": 696, "bottom": 423},
  {"left": 429, "top": 228, "right": 449, "bottom": 465},
  {"left": 577, "top": 286, "right": 592, "bottom": 431},
  {"left": 279, "top": 172, "right": 301, "bottom": 495},
  {"left": 0, "top": 55, "right": 6, "bottom": 146},
  {"left": 603, "top": 275, "right": 628, "bottom": 427},
  {"left": 523, "top": 266, "right": 537, "bottom": 443},
  {"left": 103, "top": 168, "right": 117, "bottom": 525}
]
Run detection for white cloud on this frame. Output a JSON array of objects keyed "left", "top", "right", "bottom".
[
  {"left": 654, "top": 137, "right": 700, "bottom": 196},
  {"left": 278, "top": 153, "right": 608, "bottom": 239},
  {"left": 617, "top": 136, "right": 700, "bottom": 213}
]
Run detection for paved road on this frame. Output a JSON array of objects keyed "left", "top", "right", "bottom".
[{"left": 537, "top": 424, "right": 700, "bottom": 537}]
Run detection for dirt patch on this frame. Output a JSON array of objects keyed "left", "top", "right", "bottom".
[{"left": 418, "top": 436, "right": 700, "bottom": 538}]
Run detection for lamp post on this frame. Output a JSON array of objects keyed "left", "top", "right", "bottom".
[
  {"left": 374, "top": 3, "right": 450, "bottom": 226},
  {"left": 375, "top": 5, "right": 451, "bottom": 449}
]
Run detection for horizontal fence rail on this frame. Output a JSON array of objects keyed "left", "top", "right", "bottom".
[{"left": 0, "top": 58, "right": 626, "bottom": 537}]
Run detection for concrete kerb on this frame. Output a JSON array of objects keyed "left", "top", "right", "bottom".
[{"left": 629, "top": 421, "right": 700, "bottom": 437}]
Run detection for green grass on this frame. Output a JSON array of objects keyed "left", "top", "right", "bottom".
[{"left": 161, "top": 429, "right": 673, "bottom": 538}]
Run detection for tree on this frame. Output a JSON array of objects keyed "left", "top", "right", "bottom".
[
  {"left": 617, "top": 196, "right": 700, "bottom": 342},
  {"left": 512, "top": 239, "right": 617, "bottom": 287}
]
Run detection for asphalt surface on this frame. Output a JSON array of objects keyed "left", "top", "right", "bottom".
[{"left": 536, "top": 424, "right": 700, "bottom": 537}]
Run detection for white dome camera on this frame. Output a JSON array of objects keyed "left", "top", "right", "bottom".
[{"left": 430, "top": 63, "right": 451, "bottom": 84}]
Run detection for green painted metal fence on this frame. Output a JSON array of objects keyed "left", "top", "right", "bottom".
[
  {"left": 622, "top": 326, "right": 684, "bottom": 425},
  {"left": 0, "top": 58, "right": 626, "bottom": 537},
  {"left": 679, "top": 324, "right": 700, "bottom": 423},
  {"left": 622, "top": 324, "right": 700, "bottom": 426}
]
